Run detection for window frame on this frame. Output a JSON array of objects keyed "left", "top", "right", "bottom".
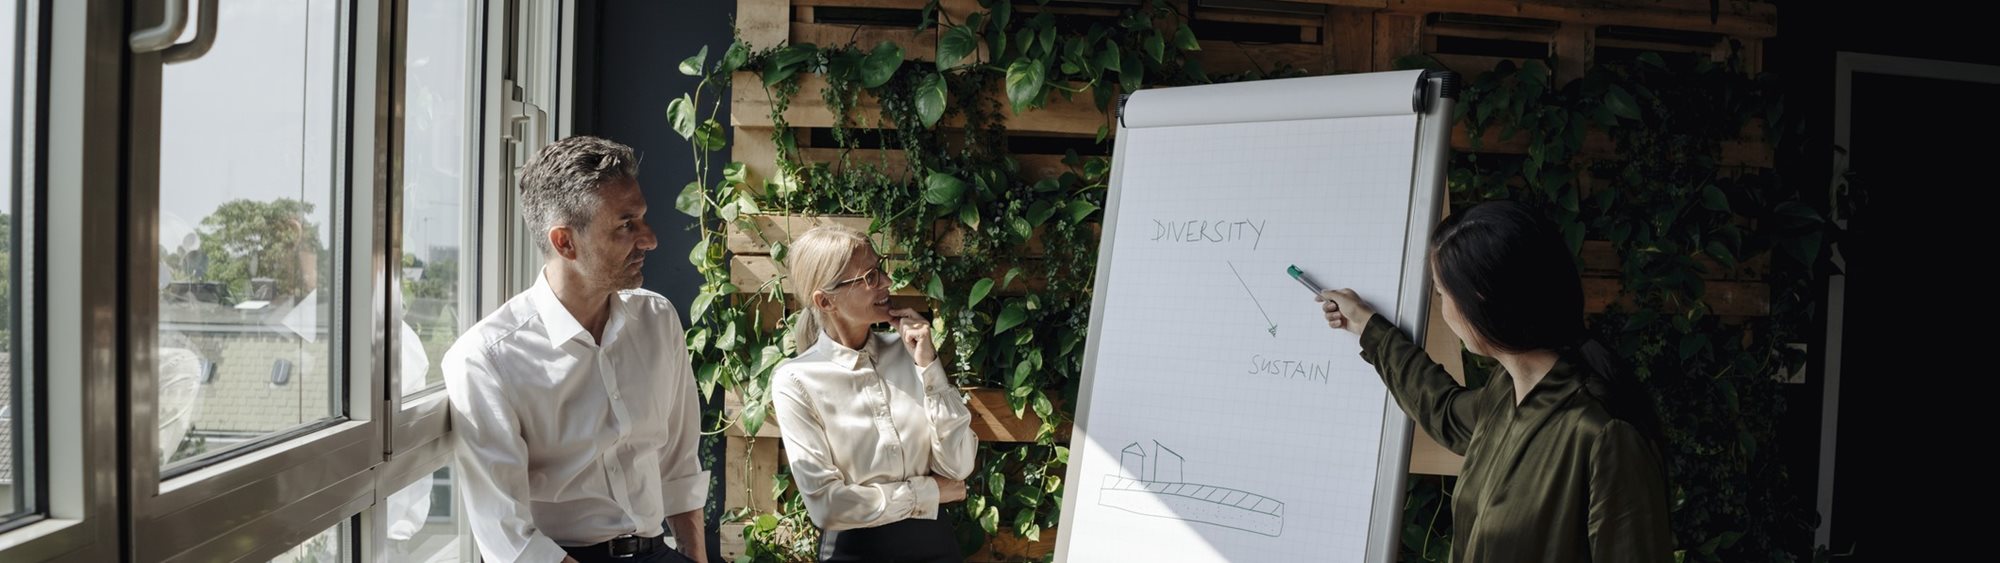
[{"left": 120, "top": 0, "right": 387, "bottom": 559}]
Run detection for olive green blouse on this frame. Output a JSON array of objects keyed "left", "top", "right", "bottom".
[{"left": 1358, "top": 315, "right": 1674, "bottom": 563}]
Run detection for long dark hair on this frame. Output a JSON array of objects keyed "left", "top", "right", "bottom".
[{"left": 1430, "top": 201, "right": 1664, "bottom": 446}]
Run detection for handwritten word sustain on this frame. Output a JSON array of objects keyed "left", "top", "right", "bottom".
[
  {"left": 1249, "top": 355, "right": 1331, "bottom": 384},
  {"left": 1151, "top": 219, "right": 1267, "bottom": 250}
]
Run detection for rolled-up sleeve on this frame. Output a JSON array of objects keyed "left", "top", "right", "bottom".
[
  {"left": 917, "top": 360, "right": 977, "bottom": 480},
  {"left": 444, "top": 345, "right": 568, "bottom": 563},
  {"left": 660, "top": 314, "right": 710, "bottom": 516},
  {"left": 772, "top": 370, "right": 936, "bottom": 530}
]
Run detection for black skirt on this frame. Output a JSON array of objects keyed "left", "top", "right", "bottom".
[{"left": 817, "top": 517, "right": 962, "bottom": 563}]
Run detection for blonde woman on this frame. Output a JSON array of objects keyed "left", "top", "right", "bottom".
[{"left": 770, "top": 225, "right": 978, "bottom": 563}]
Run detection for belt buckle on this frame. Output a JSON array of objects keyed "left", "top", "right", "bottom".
[{"left": 608, "top": 534, "right": 640, "bottom": 559}]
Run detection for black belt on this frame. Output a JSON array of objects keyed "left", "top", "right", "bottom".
[{"left": 568, "top": 534, "right": 671, "bottom": 560}]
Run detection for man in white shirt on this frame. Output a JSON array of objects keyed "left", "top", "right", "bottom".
[{"left": 444, "top": 135, "right": 708, "bottom": 563}]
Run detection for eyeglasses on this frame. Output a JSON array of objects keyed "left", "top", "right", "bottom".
[{"left": 828, "top": 261, "right": 890, "bottom": 291}]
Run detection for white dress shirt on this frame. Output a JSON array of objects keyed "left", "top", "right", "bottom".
[
  {"left": 771, "top": 331, "right": 977, "bottom": 531},
  {"left": 444, "top": 272, "right": 709, "bottom": 563}
]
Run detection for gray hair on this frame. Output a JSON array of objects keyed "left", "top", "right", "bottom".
[{"left": 518, "top": 136, "right": 640, "bottom": 254}]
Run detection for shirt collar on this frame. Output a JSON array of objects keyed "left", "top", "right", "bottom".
[
  {"left": 813, "top": 330, "right": 879, "bottom": 370},
  {"left": 528, "top": 268, "right": 607, "bottom": 346}
]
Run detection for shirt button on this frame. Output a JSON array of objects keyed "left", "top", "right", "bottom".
[{"left": 611, "top": 391, "right": 621, "bottom": 399}]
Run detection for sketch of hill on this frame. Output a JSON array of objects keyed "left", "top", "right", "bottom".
[{"left": 1098, "top": 440, "right": 1285, "bottom": 537}]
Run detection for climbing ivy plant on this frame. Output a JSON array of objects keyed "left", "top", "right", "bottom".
[{"left": 670, "top": 0, "right": 1830, "bottom": 560}]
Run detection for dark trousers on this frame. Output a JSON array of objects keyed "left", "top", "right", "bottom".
[
  {"left": 817, "top": 517, "right": 962, "bottom": 563},
  {"left": 561, "top": 541, "right": 699, "bottom": 563}
]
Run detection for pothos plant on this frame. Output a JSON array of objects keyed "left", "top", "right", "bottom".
[
  {"left": 1390, "top": 50, "right": 1834, "bottom": 562},
  {"left": 669, "top": 1, "right": 1205, "bottom": 560}
]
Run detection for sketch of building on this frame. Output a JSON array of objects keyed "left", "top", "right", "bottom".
[{"left": 1099, "top": 441, "right": 1285, "bottom": 537}]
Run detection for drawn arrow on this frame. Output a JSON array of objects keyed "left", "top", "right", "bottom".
[{"left": 1226, "top": 261, "right": 1278, "bottom": 337}]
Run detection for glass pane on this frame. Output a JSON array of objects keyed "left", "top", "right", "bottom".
[
  {"left": 387, "top": 466, "right": 462, "bottom": 562},
  {"left": 0, "top": 0, "right": 21, "bottom": 520},
  {"left": 398, "top": 0, "right": 473, "bottom": 399},
  {"left": 156, "top": 0, "right": 344, "bottom": 468},
  {"left": 270, "top": 518, "right": 350, "bottom": 563}
]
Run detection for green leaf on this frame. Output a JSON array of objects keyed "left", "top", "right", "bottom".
[
  {"left": 995, "top": 301, "right": 1028, "bottom": 334},
  {"left": 860, "top": 41, "right": 904, "bottom": 89},
  {"left": 1704, "top": 241, "right": 1738, "bottom": 271},
  {"left": 1010, "top": 216, "right": 1033, "bottom": 242},
  {"left": 915, "top": 72, "right": 949, "bottom": 128},
  {"left": 979, "top": 506, "right": 1000, "bottom": 534},
  {"left": 675, "top": 181, "right": 705, "bottom": 217},
  {"left": 1001, "top": 267, "right": 1024, "bottom": 291},
  {"left": 1636, "top": 51, "right": 1666, "bottom": 69},
  {"left": 1039, "top": 25, "right": 1057, "bottom": 57},
  {"left": 989, "top": 476, "right": 1006, "bottom": 499},
  {"left": 939, "top": 26, "right": 979, "bottom": 70},
  {"left": 959, "top": 204, "right": 981, "bottom": 230},
  {"left": 1097, "top": 123, "right": 1111, "bottom": 143},
  {"left": 1055, "top": 446, "right": 1069, "bottom": 464},
  {"left": 967, "top": 494, "right": 986, "bottom": 517},
  {"left": 1143, "top": 33, "right": 1165, "bottom": 64},
  {"left": 1006, "top": 58, "right": 1047, "bottom": 112},
  {"left": 927, "top": 273, "right": 947, "bottom": 302},
  {"left": 1097, "top": 41, "right": 1122, "bottom": 73},
  {"left": 718, "top": 41, "right": 749, "bottom": 74},
  {"left": 695, "top": 119, "right": 727, "bottom": 151},
  {"left": 1604, "top": 85, "right": 1642, "bottom": 121},
  {"left": 1027, "top": 200, "right": 1057, "bottom": 227},
  {"left": 1174, "top": 24, "right": 1200, "bottom": 51},
  {"left": 924, "top": 172, "right": 968, "bottom": 205},
  {"left": 1013, "top": 509, "right": 1037, "bottom": 540},
  {"left": 969, "top": 278, "right": 995, "bottom": 308},
  {"left": 717, "top": 195, "right": 739, "bottom": 222},
  {"left": 741, "top": 395, "right": 766, "bottom": 436},
  {"left": 1064, "top": 200, "right": 1098, "bottom": 224},
  {"left": 688, "top": 239, "right": 710, "bottom": 267},
  {"left": 1012, "top": 359, "right": 1033, "bottom": 389},
  {"left": 1701, "top": 184, "right": 1730, "bottom": 212},
  {"left": 1119, "top": 51, "right": 1143, "bottom": 93},
  {"left": 679, "top": 45, "right": 708, "bottom": 76},
  {"left": 691, "top": 290, "right": 717, "bottom": 321},
  {"left": 667, "top": 95, "right": 696, "bottom": 139},
  {"left": 722, "top": 162, "right": 748, "bottom": 187},
  {"left": 1032, "top": 393, "right": 1053, "bottom": 418}
]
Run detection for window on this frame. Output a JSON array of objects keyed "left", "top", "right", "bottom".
[
  {"left": 1, "top": 0, "right": 28, "bottom": 524},
  {"left": 386, "top": 466, "right": 462, "bottom": 562},
  {"left": 270, "top": 519, "right": 350, "bottom": 563},
  {"left": 155, "top": 0, "right": 345, "bottom": 469},
  {"left": 399, "top": 0, "right": 475, "bottom": 400}
]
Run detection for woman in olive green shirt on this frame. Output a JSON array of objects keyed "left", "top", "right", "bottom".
[{"left": 1315, "top": 201, "right": 1674, "bottom": 563}]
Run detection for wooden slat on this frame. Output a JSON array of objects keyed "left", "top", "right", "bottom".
[
  {"left": 733, "top": 72, "right": 1110, "bottom": 136},
  {"left": 793, "top": 0, "right": 929, "bottom": 7},
  {"left": 732, "top": 254, "right": 1049, "bottom": 297},
  {"left": 1200, "top": 41, "right": 1332, "bottom": 77},
  {"left": 725, "top": 435, "right": 784, "bottom": 514},
  {"left": 732, "top": 255, "right": 926, "bottom": 296},
  {"left": 726, "top": 388, "right": 1065, "bottom": 443},
  {"left": 1330, "top": 8, "right": 1374, "bottom": 73},
  {"left": 1199, "top": 8, "right": 1328, "bottom": 29},
  {"left": 1577, "top": 240, "right": 1766, "bottom": 281},
  {"left": 1372, "top": 13, "right": 1422, "bottom": 71},
  {"left": 1452, "top": 122, "right": 1773, "bottom": 168},
  {"left": 1425, "top": 22, "right": 1556, "bottom": 43},
  {"left": 1583, "top": 277, "right": 1767, "bottom": 317},
  {"left": 732, "top": 127, "right": 783, "bottom": 192},
  {"left": 727, "top": 214, "right": 1092, "bottom": 259},
  {"left": 1552, "top": 23, "right": 1593, "bottom": 84},
  {"left": 1428, "top": 53, "right": 1526, "bottom": 75},
  {"left": 738, "top": 0, "right": 790, "bottom": 49},
  {"left": 726, "top": 213, "right": 884, "bottom": 255},
  {"left": 1292, "top": 0, "right": 1390, "bottom": 7},
  {"left": 1386, "top": 0, "right": 1778, "bottom": 38},
  {"left": 791, "top": 21, "right": 938, "bottom": 59}
]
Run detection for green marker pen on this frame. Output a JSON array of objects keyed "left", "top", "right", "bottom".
[{"left": 1287, "top": 265, "right": 1325, "bottom": 296}]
